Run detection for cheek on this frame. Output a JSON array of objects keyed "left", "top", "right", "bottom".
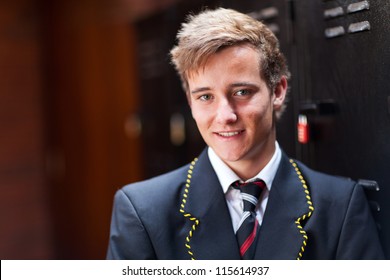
[
  {"left": 190, "top": 104, "right": 199, "bottom": 119},
  {"left": 246, "top": 104, "right": 273, "bottom": 129},
  {"left": 246, "top": 102, "right": 269, "bottom": 120},
  {"left": 191, "top": 106, "right": 208, "bottom": 126}
]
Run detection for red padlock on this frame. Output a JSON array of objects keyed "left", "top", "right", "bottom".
[{"left": 298, "top": 114, "right": 309, "bottom": 144}]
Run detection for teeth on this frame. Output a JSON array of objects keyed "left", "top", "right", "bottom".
[{"left": 218, "top": 131, "right": 240, "bottom": 137}]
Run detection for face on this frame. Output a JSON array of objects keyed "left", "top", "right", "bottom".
[{"left": 187, "top": 44, "right": 287, "bottom": 174}]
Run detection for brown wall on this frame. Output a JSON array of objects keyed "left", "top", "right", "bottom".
[
  {"left": 0, "top": 0, "right": 144, "bottom": 259},
  {"left": 0, "top": 0, "right": 53, "bottom": 259}
]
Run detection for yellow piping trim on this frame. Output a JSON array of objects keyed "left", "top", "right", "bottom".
[
  {"left": 180, "top": 158, "right": 199, "bottom": 260},
  {"left": 289, "top": 159, "right": 315, "bottom": 260}
]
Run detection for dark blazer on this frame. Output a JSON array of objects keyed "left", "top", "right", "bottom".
[{"left": 106, "top": 149, "right": 384, "bottom": 259}]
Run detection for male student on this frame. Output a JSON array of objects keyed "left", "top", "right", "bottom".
[{"left": 106, "top": 8, "right": 384, "bottom": 260}]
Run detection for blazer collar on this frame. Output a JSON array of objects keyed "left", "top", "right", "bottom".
[
  {"left": 254, "top": 152, "right": 314, "bottom": 259},
  {"left": 182, "top": 148, "right": 240, "bottom": 259}
]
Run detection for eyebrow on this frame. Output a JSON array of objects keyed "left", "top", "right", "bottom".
[
  {"left": 191, "top": 82, "right": 258, "bottom": 94},
  {"left": 190, "top": 87, "right": 211, "bottom": 94},
  {"left": 230, "top": 82, "right": 258, "bottom": 88}
]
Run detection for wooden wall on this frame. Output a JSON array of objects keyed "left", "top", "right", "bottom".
[
  {"left": 0, "top": 0, "right": 144, "bottom": 259},
  {"left": 0, "top": 0, "right": 52, "bottom": 259}
]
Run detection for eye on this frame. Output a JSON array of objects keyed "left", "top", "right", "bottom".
[
  {"left": 199, "top": 94, "right": 212, "bottom": 101},
  {"left": 235, "top": 89, "right": 251, "bottom": 96}
]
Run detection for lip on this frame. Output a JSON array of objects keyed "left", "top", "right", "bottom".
[{"left": 214, "top": 130, "right": 245, "bottom": 138}]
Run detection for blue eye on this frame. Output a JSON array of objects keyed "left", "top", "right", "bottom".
[
  {"left": 199, "top": 94, "right": 212, "bottom": 101},
  {"left": 235, "top": 89, "right": 251, "bottom": 96}
]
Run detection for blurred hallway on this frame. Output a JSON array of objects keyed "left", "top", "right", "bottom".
[{"left": 0, "top": 0, "right": 176, "bottom": 259}]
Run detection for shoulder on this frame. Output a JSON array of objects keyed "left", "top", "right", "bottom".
[
  {"left": 117, "top": 164, "right": 190, "bottom": 205},
  {"left": 292, "top": 159, "right": 359, "bottom": 203},
  {"left": 294, "top": 159, "right": 355, "bottom": 188},
  {"left": 290, "top": 159, "right": 374, "bottom": 238}
]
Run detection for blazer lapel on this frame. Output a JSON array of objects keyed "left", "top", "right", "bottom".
[
  {"left": 181, "top": 149, "right": 240, "bottom": 260},
  {"left": 254, "top": 153, "right": 314, "bottom": 260}
]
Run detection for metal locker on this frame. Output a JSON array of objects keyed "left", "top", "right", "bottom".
[{"left": 292, "top": 0, "right": 390, "bottom": 258}]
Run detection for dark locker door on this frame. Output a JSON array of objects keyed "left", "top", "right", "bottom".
[
  {"left": 135, "top": 13, "right": 179, "bottom": 178},
  {"left": 294, "top": 0, "right": 390, "bottom": 258}
]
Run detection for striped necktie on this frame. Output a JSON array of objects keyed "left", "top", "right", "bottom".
[{"left": 233, "top": 179, "right": 266, "bottom": 259}]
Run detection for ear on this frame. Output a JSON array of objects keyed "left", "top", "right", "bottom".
[{"left": 273, "top": 76, "right": 288, "bottom": 111}]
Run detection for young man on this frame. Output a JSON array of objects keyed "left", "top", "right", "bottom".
[{"left": 106, "top": 8, "right": 384, "bottom": 259}]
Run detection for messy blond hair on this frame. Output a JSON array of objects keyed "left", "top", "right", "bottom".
[{"left": 170, "top": 7, "right": 290, "bottom": 113}]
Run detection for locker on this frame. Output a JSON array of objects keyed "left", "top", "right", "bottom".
[{"left": 292, "top": 0, "right": 390, "bottom": 258}]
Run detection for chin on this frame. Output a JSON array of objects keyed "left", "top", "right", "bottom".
[{"left": 215, "top": 150, "right": 246, "bottom": 163}]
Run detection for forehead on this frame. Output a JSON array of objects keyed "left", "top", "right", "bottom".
[{"left": 187, "top": 45, "right": 261, "bottom": 81}]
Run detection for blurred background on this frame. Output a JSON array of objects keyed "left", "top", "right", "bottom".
[{"left": 0, "top": 0, "right": 389, "bottom": 259}]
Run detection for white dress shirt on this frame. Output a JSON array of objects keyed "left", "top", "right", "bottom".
[{"left": 208, "top": 142, "right": 282, "bottom": 233}]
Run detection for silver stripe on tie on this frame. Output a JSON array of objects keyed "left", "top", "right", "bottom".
[
  {"left": 236, "top": 211, "right": 251, "bottom": 232},
  {"left": 241, "top": 193, "right": 258, "bottom": 206}
]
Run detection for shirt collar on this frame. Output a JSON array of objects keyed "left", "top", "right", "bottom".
[{"left": 208, "top": 142, "right": 282, "bottom": 194}]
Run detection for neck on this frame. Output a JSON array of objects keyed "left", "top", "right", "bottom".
[{"left": 226, "top": 139, "right": 276, "bottom": 181}]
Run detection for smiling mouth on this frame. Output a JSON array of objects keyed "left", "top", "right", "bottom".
[{"left": 216, "top": 130, "right": 244, "bottom": 137}]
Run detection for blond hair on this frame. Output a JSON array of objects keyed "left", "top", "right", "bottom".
[{"left": 170, "top": 8, "right": 290, "bottom": 108}]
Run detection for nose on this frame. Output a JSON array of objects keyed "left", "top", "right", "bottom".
[{"left": 215, "top": 99, "right": 237, "bottom": 124}]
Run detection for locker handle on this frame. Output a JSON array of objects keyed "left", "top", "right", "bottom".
[
  {"left": 299, "top": 100, "right": 338, "bottom": 116},
  {"left": 357, "top": 179, "right": 381, "bottom": 214},
  {"left": 357, "top": 179, "right": 380, "bottom": 192}
]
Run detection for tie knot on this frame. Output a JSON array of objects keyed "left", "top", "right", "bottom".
[
  {"left": 233, "top": 179, "right": 265, "bottom": 198},
  {"left": 233, "top": 179, "right": 266, "bottom": 212}
]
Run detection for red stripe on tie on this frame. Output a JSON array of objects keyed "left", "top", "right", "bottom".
[{"left": 240, "top": 219, "right": 258, "bottom": 257}]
